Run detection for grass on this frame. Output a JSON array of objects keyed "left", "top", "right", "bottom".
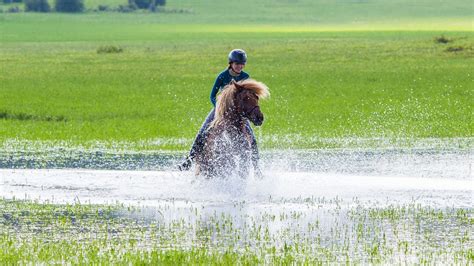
[
  {"left": 0, "top": 20, "right": 472, "bottom": 150},
  {"left": 0, "top": 198, "right": 472, "bottom": 264},
  {"left": 0, "top": 1, "right": 472, "bottom": 151},
  {"left": 0, "top": 2, "right": 471, "bottom": 263},
  {"left": 1, "top": 0, "right": 472, "bottom": 26},
  {"left": 0, "top": 4, "right": 472, "bottom": 150}
]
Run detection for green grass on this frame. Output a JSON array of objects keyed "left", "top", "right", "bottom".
[
  {"left": 1, "top": 198, "right": 472, "bottom": 264},
  {"left": 1, "top": 0, "right": 472, "bottom": 27},
  {"left": 0, "top": 1, "right": 473, "bottom": 150},
  {"left": 1, "top": 29, "right": 471, "bottom": 149}
]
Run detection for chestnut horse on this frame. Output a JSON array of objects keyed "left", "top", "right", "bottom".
[{"left": 194, "top": 79, "right": 270, "bottom": 178}]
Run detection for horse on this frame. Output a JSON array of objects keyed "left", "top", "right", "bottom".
[{"left": 194, "top": 79, "right": 270, "bottom": 178}]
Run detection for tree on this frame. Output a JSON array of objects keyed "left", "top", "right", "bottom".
[
  {"left": 131, "top": 0, "right": 164, "bottom": 10},
  {"left": 25, "top": 0, "right": 50, "bottom": 12},
  {"left": 55, "top": 0, "right": 84, "bottom": 12}
]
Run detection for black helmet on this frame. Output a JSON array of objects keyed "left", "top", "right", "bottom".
[{"left": 228, "top": 49, "right": 247, "bottom": 64}]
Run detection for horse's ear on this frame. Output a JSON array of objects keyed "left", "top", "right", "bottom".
[{"left": 231, "top": 79, "right": 241, "bottom": 90}]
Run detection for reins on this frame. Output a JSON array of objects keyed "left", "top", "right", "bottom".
[{"left": 243, "top": 105, "right": 259, "bottom": 118}]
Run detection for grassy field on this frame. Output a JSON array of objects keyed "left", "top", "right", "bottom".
[
  {"left": 0, "top": 0, "right": 472, "bottom": 151},
  {"left": 1, "top": 0, "right": 472, "bottom": 26},
  {"left": 0, "top": 1, "right": 472, "bottom": 264},
  {"left": 1, "top": 198, "right": 472, "bottom": 264}
]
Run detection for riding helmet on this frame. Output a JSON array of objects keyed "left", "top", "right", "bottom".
[{"left": 228, "top": 49, "right": 247, "bottom": 64}]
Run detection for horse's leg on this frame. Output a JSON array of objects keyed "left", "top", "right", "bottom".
[
  {"left": 200, "top": 130, "right": 219, "bottom": 179},
  {"left": 190, "top": 108, "right": 216, "bottom": 158},
  {"left": 245, "top": 121, "right": 262, "bottom": 177},
  {"left": 178, "top": 109, "right": 216, "bottom": 171},
  {"left": 194, "top": 164, "right": 200, "bottom": 176},
  {"left": 230, "top": 131, "right": 249, "bottom": 178}
]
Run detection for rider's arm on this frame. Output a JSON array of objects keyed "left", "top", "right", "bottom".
[{"left": 210, "top": 75, "right": 223, "bottom": 107}]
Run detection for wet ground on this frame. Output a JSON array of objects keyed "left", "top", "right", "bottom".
[
  {"left": 1, "top": 147, "right": 472, "bottom": 263},
  {"left": 1, "top": 148, "right": 472, "bottom": 207}
]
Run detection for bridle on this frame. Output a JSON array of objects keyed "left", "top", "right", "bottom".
[{"left": 242, "top": 105, "right": 259, "bottom": 118}]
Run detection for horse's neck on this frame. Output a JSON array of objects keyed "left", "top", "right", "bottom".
[
  {"left": 213, "top": 106, "right": 246, "bottom": 134},
  {"left": 222, "top": 114, "right": 246, "bottom": 133}
]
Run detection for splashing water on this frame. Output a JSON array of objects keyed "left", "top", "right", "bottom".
[{"left": 1, "top": 138, "right": 472, "bottom": 264}]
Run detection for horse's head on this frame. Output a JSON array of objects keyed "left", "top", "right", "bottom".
[
  {"left": 236, "top": 89, "right": 264, "bottom": 126},
  {"left": 212, "top": 79, "right": 270, "bottom": 129}
]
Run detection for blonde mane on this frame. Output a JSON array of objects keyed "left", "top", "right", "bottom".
[{"left": 211, "top": 79, "right": 270, "bottom": 128}]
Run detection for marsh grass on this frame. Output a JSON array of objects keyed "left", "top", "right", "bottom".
[
  {"left": 0, "top": 198, "right": 472, "bottom": 264},
  {"left": 0, "top": 110, "right": 67, "bottom": 122},
  {"left": 434, "top": 35, "right": 452, "bottom": 44},
  {"left": 0, "top": 0, "right": 472, "bottom": 149},
  {"left": 445, "top": 46, "right": 466, "bottom": 52},
  {"left": 97, "top": 45, "right": 123, "bottom": 54},
  {"left": 2, "top": 0, "right": 471, "bottom": 25},
  {"left": 0, "top": 28, "right": 472, "bottom": 149},
  {"left": 0, "top": 2, "right": 472, "bottom": 264}
]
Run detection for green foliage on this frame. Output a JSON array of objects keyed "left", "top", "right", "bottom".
[
  {"left": 6, "top": 5, "right": 21, "bottom": 12},
  {"left": 24, "top": 0, "right": 50, "bottom": 12},
  {"left": 446, "top": 46, "right": 465, "bottom": 52},
  {"left": 96, "top": 4, "right": 108, "bottom": 11},
  {"left": 116, "top": 3, "right": 135, "bottom": 12},
  {"left": 96, "top": 45, "right": 123, "bottom": 54},
  {"left": 2, "top": 0, "right": 22, "bottom": 3},
  {"left": 73, "top": 0, "right": 472, "bottom": 22},
  {"left": 434, "top": 35, "right": 451, "bottom": 44},
  {"left": 0, "top": 111, "right": 67, "bottom": 122},
  {"left": 0, "top": 198, "right": 472, "bottom": 264},
  {"left": 55, "top": 0, "right": 84, "bottom": 12},
  {"left": 131, "top": 0, "right": 164, "bottom": 9}
]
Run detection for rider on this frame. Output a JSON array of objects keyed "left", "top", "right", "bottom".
[{"left": 178, "top": 49, "right": 260, "bottom": 171}]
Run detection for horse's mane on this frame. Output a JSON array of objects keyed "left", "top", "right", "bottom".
[{"left": 211, "top": 79, "right": 270, "bottom": 128}]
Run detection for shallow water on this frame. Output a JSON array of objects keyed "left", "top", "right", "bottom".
[
  {"left": 1, "top": 148, "right": 472, "bottom": 263},
  {"left": 1, "top": 147, "right": 472, "bottom": 206},
  {"left": 1, "top": 148, "right": 471, "bottom": 178},
  {"left": 1, "top": 167, "right": 471, "bottom": 208}
]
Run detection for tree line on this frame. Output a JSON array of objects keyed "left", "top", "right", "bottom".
[{"left": 2, "top": 0, "right": 165, "bottom": 13}]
